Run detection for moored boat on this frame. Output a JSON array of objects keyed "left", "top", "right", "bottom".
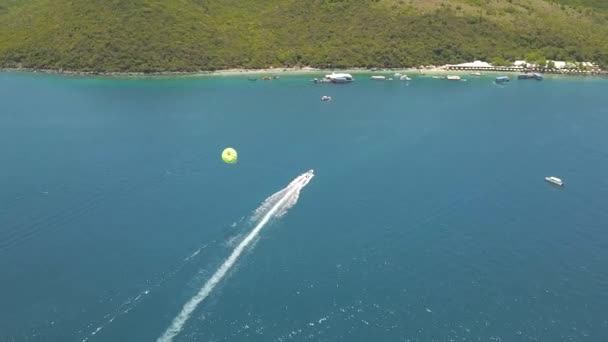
[
  {"left": 371, "top": 75, "right": 387, "bottom": 80},
  {"left": 545, "top": 176, "right": 564, "bottom": 186},
  {"left": 324, "top": 73, "right": 354, "bottom": 83},
  {"left": 518, "top": 73, "right": 543, "bottom": 80},
  {"left": 495, "top": 76, "right": 510, "bottom": 83}
]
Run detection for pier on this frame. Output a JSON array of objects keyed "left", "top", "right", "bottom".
[{"left": 445, "top": 64, "right": 607, "bottom": 76}]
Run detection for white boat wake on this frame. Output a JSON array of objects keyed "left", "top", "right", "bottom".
[{"left": 157, "top": 170, "right": 315, "bottom": 342}]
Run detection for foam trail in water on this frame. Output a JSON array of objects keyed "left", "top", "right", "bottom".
[
  {"left": 157, "top": 170, "right": 314, "bottom": 342},
  {"left": 184, "top": 245, "right": 207, "bottom": 262},
  {"left": 78, "top": 242, "right": 209, "bottom": 341}
]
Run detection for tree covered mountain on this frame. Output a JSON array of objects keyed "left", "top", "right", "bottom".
[{"left": 0, "top": 0, "right": 607, "bottom": 72}]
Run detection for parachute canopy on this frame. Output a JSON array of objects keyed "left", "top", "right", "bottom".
[{"left": 222, "top": 148, "right": 238, "bottom": 164}]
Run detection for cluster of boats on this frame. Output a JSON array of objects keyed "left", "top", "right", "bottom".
[
  {"left": 312, "top": 72, "right": 415, "bottom": 83},
  {"left": 370, "top": 73, "right": 412, "bottom": 81},
  {"left": 494, "top": 73, "right": 543, "bottom": 84},
  {"left": 310, "top": 71, "right": 561, "bottom": 190},
  {"left": 309, "top": 71, "right": 562, "bottom": 189},
  {"left": 430, "top": 75, "right": 465, "bottom": 81},
  {"left": 307, "top": 71, "right": 545, "bottom": 86}
]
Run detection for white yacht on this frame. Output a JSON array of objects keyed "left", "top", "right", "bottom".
[
  {"left": 324, "top": 73, "right": 354, "bottom": 83},
  {"left": 371, "top": 75, "right": 386, "bottom": 80},
  {"left": 545, "top": 176, "right": 564, "bottom": 186}
]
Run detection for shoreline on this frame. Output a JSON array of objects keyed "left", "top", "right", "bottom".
[{"left": 1, "top": 66, "right": 606, "bottom": 78}]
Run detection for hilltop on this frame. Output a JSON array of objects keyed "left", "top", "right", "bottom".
[{"left": 0, "top": 0, "right": 607, "bottom": 72}]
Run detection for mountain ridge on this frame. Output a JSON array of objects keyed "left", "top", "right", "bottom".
[{"left": 1, "top": 0, "right": 607, "bottom": 72}]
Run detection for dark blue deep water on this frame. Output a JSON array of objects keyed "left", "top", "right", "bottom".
[{"left": 1, "top": 72, "right": 607, "bottom": 342}]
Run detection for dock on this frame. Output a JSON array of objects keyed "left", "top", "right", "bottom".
[{"left": 445, "top": 65, "right": 607, "bottom": 76}]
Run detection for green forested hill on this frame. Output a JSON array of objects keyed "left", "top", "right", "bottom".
[{"left": 0, "top": 0, "right": 607, "bottom": 72}]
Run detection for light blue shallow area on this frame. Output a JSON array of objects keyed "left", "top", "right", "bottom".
[{"left": 0, "top": 72, "right": 607, "bottom": 341}]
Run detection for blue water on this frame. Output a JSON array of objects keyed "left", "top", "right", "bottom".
[{"left": 1, "top": 72, "right": 607, "bottom": 342}]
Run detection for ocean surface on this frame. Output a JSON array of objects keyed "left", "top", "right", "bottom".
[{"left": 1, "top": 72, "right": 607, "bottom": 342}]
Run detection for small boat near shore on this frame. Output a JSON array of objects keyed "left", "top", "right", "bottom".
[
  {"left": 545, "top": 176, "right": 564, "bottom": 186},
  {"left": 447, "top": 75, "right": 461, "bottom": 81},
  {"left": 324, "top": 73, "right": 354, "bottom": 83},
  {"left": 518, "top": 73, "right": 544, "bottom": 80},
  {"left": 312, "top": 77, "right": 331, "bottom": 83},
  {"left": 313, "top": 73, "right": 353, "bottom": 84},
  {"left": 495, "top": 76, "right": 510, "bottom": 84},
  {"left": 371, "top": 75, "right": 387, "bottom": 80},
  {"left": 400, "top": 75, "right": 411, "bottom": 81},
  {"left": 470, "top": 72, "right": 482, "bottom": 76}
]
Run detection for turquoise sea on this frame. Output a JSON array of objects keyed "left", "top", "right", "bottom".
[{"left": 1, "top": 72, "right": 607, "bottom": 342}]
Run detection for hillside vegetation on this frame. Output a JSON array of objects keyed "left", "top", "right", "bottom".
[{"left": 0, "top": 0, "right": 607, "bottom": 72}]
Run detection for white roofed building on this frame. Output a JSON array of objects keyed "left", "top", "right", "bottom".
[
  {"left": 444, "top": 60, "right": 505, "bottom": 71},
  {"left": 447, "top": 60, "right": 494, "bottom": 68},
  {"left": 513, "top": 60, "right": 528, "bottom": 67}
]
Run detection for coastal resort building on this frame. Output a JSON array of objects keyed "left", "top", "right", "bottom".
[
  {"left": 445, "top": 60, "right": 522, "bottom": 72},
  {"left": 445, "top": 59, "right": 601, "bottom": 75}
]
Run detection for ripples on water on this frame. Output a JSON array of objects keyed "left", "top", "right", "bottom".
[{"left": 0, "top": 74, "right": 607, "bottom": 341}]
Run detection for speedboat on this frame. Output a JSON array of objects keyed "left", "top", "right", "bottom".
[
  {"left": 400, "top": 75, "right": 411, "bottom": 81},
  {"left": 320, "top": 95, "right": 332, "bottom": 101},
  {"left": 371, "top": 75, "right": 386, "bottom": 80},
  {"left": 447, "top": 75, "right": 461, "bottom": 81},
  {"left": 470, "top": 72, "right": 482, "bottom": 76},
  {"left": 302, "top": 169, "right": 315, "bottom": 184},
  {"left": 545, "top": 176, "right": 564, "bottom": 186}
]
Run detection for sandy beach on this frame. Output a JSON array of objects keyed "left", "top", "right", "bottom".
[{"left": 1, "top": 66, "right": 605, "bottom": 78}]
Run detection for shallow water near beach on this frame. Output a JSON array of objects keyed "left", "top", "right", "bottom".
[{"left": 1, "top": 72, "right": 607, "bottom": 341}]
